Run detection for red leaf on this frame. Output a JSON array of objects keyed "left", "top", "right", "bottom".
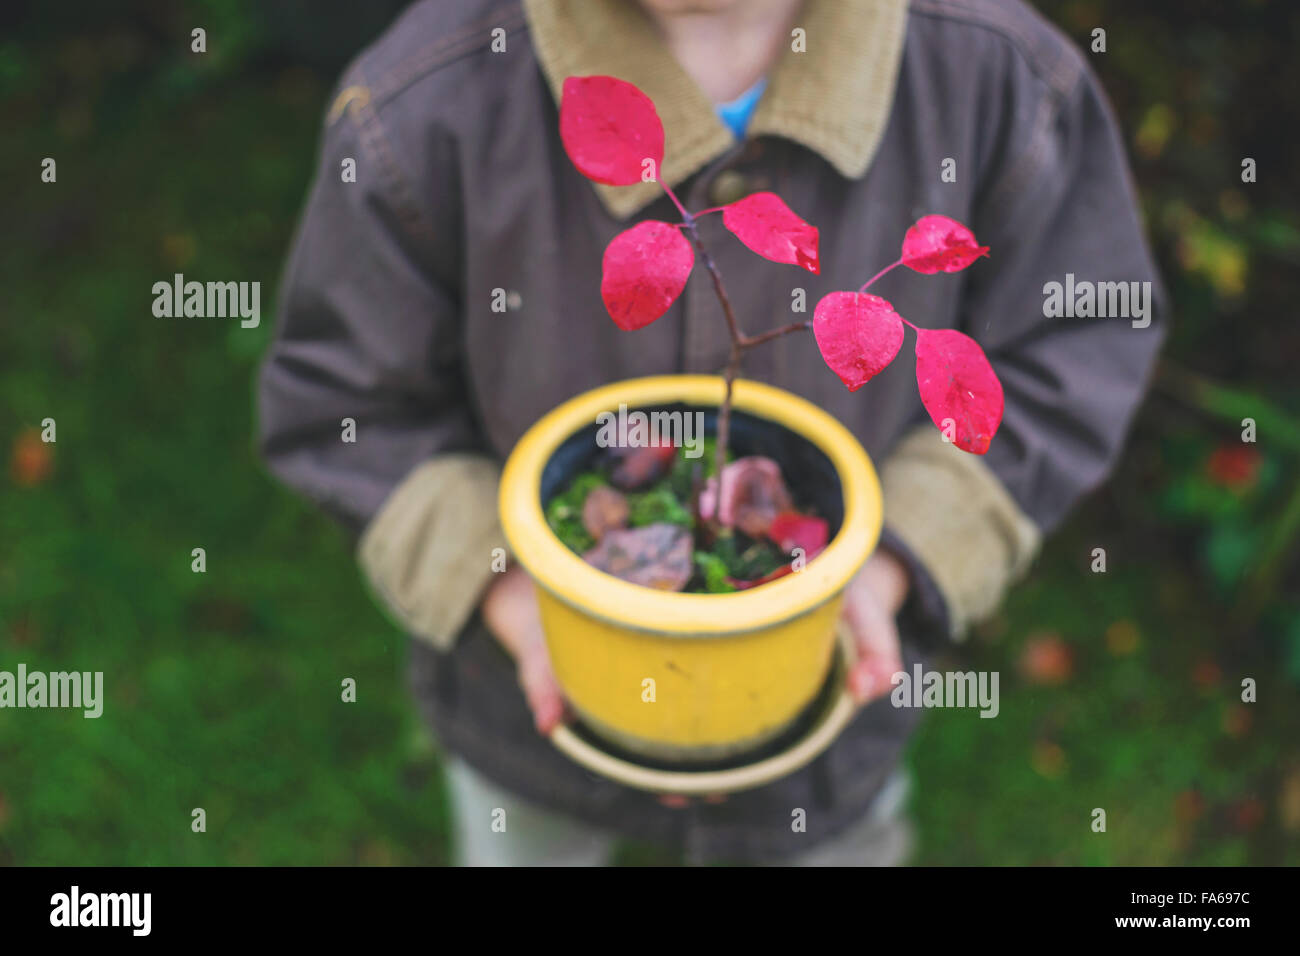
[
  {"left": 727, "top": 511, "right": 829, "bottom": 589},
  {"left": 900, "top": 214, "right": 989, "bottom": 274},
  {"left": 1191, "top": 656, "right": 1221, "bottom": 689},
  {"left": 698, "top": 456, "right": 792, "bottom": 537},
  {"left": 1230, "top": 797, "right": 1266, "bottom": 833},
  {"left": 721, "top": 192, "right": 820, "bottom": 274},
  {"left": 601, "top": 221, "right": 694, "bottom": 330},
  {"left": 1206, "top": 444, "right": 1262, "bottom": 490},
  {"left": 913, "top": 328, "right": 1004, "bottom": 455},
  {"left": 1018, "top": 632, "right": 1073, "bottom": 685},
  {"left": 768, "top": 511, "right": 829, "bottom": 554},
  {"left": 608, "top": 443, "right": 677, "bottom": 490},
  {"left": 560, "top": 75, "right": 665, "bottom": 186},
  {"left": 812, "top": 292, "right": 904, "bottom": 391},
  {"left": 10, "top": 428, "right": 54, "bottom": 487}
]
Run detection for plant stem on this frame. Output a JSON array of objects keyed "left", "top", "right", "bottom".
[
  {"left": 661, "top": 181, "right": 692, "bottom": 222},
  {"left": 858, "top": 258, "right": 902, "bottom": 293},
  {"left": 743, "top": 320, "right": 812, "bottom": 347},
  {"left": 715, "top": 344, "right": 739, "bottom": 518},
  {"left": 684, "top": 219, "right": 745, "bottom": 347},
  {"left": 661, "top": 179, "right": 819, "bottom": 531},
  {"left": 680, "top": 218, "right": 745, "bottom": 525}
]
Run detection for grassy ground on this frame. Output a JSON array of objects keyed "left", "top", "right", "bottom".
[{"left": 2, "top": 66, "right": 1295, "bottom": 866}]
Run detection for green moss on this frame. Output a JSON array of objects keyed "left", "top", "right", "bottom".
[
  {"left": 693, "top": 551, "right": 737, "bottom": 593},
  {"left": 626, "top": 484, "right": 692, "bottom": 528},
  {"left": 710, "top": 530, "right": 787, "bottom": 582},
  {"left": 544, "top": 471, "right": 605, "bottom": 554}
]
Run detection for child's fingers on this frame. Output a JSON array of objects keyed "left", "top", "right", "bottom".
[
  {"left": 848, "top": 657, "right": 899, "bottom": 703},
  {"left": 518, "top": 641, "right": 567, "bottom": 734},
  {"left": 841, "top": 584, "right": 903, "bottom": 705},
  {"left": 525, "top": 684, "right": 566, "bottom": 735}
]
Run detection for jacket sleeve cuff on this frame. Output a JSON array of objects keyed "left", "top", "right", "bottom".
[
  {"left": 879, "top": 426, "right": 1041, "bottom": 640},
  {"left": 357, "top": 453, "right": 507, "bottom": 652}
]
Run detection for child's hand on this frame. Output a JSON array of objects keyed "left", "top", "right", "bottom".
[
  {"left": 480, "top": 565, "right": 567, "bottom": 734},
  {"left": 842, "top": 549, "right": 909, "bottom": 705},
  {"left": 480, "top": 548, "right": 907, "bottom": 740}
]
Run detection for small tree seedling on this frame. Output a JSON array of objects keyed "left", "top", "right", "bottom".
[{"left": 560, "top": 74, "right": 1004, "bottom": 533}]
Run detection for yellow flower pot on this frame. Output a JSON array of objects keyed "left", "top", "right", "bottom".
[{"left": 499, "top": 375, "right": 881, "bottom": 763}]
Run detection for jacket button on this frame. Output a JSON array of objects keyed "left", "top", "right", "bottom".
[{"left": 709, "top": 170, "right": 751, "bottom": 206}]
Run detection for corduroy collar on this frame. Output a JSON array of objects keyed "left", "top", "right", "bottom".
[{"left": 522, "top": 0, "right": 910, "bottom": 220}]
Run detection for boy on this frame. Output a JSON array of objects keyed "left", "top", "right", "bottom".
[{"left": 259, "top": 0, "right": 1164, "bottom": 865}]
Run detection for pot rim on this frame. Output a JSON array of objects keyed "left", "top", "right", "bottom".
[{"left": 498, "top": 375, "right": 882, "bottom": 636}]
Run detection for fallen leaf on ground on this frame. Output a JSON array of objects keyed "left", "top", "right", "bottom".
[
  {"left": 608, "top": 443, "right": 677, "bottom": 490},
  {"left": 1018, "top": 632, "right": 1074, "bottom": 685},
  {"left": 583, "top": 523, "right": 692, "bottom": 591},
  {"left": 581, "top": 485, "right": 629, "bottom": 541},
  {"left": 768, "top": 510, "right": 829, "bottom": 554},
  {"left": 10, "top": 429, "right": 53, "bottom": 487},
  {"left": 698, "top": 456, "right": 792, "bottom": 537}
]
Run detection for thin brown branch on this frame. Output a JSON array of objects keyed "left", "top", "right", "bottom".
[
  {"left": 684, "top": 222, "right": 745, "bottom": 350},
  {"left": 678, "top": 220, "right": 820, "bottom": 534},
  {"left": 741, "top": 320, "right": 812, "bottom": 348},
  {"left": 713, "top": 344, "right": 740, "bottom": 528}
]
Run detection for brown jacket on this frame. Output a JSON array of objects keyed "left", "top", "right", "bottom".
[{"left": 258, "top": 0, "right": 1165, "bottom": 861}]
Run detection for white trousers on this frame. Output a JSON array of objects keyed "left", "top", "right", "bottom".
[{"left": 445, "top": 756, "right": 913, "bottom": 867}]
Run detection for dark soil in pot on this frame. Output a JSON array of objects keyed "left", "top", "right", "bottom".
[{"left": 542, "top": 402, "right": 844, "bottom": 593}]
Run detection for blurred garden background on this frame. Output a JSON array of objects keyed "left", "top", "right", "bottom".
[{"left": 1, "top": 0, "right": 1297, "bottom": 865}]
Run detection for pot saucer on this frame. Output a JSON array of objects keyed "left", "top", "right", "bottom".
[{"left": 548, "top": 624, "right": 858, "bottom": 796}]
